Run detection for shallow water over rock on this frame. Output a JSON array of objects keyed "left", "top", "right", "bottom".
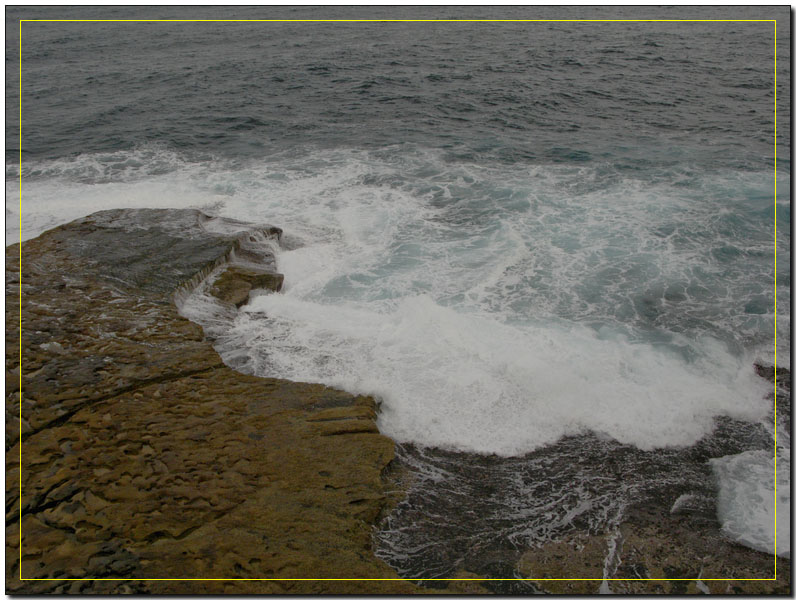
[{"left": 375, "top": 409, "right": 787, "bottom": 593}]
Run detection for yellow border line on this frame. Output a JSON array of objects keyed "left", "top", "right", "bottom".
[
  {"left": 19, "top": 19, "right": 777, "bottom": 23},
  {"left": 16, "top": 577, "right": 788, "bottom": 582},
  {"left": 18, "top": 16, "right": 23, "bottom": 583},
  {"left": 772, "top": 18, "right": 778, "bottom": 578},
  {"left": 16, "top": 17, "right": 781, "bottom": 585}
]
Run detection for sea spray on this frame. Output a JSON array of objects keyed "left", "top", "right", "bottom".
[{"left": 236, "top": 292, "right": 769, "bottom": 455}]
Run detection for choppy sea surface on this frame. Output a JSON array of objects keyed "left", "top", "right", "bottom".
[{"left": 6, "top": 5, "right": 791, "bottom": 576}]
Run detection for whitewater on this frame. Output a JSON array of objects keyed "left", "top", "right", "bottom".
[
  {"left": 8, "top": 145, "right": 789, "bottom": 560},
  {"left": 7, "top": 7, "right": 790, "bottom": 569}
]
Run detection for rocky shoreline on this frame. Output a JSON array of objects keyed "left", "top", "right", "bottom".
[
  {"left": 6, "top": 208, "right": 790, "bottom": 594},
  {"left": 6, "top": 209, "right": 421, "bottom": 594}
]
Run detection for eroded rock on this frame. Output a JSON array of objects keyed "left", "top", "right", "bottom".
[
  {"left": 210, "top": 266, "right": 284, "bottom": 307},
  {"left": 6, "top": 209, "right": 421, "bottom": 594}
]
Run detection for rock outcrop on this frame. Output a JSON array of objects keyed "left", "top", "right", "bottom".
[
  {"left": 6, "top": 209, "right": 422, "bottom": 594},
  {"left": 210, "top": 266, "right": 284, "bottom": 307}
]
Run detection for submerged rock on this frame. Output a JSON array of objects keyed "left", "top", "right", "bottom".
[
  {"left": 754, "top": 362, "right": 791, "bottom": 393},
  {"left": 516, "top": 500, "right": 791, "bottom": 594},
  {"left": 377, "top": 426, "right": 790, "bottom": 594},
  {"left": 6, "top": 209, "right": 421, "bottom": 594}
]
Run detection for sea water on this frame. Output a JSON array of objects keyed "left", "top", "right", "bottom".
[{"left": 6, "top": 6, "right": 790, "bottom": 566}]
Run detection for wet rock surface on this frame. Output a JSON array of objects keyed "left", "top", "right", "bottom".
[
  {"left": 377, "top": 399, "right": 790, "bottom": 594},
  {"left": 6, "top": 209, "right": 421, "bottom": 594},
  {"left": 210, "top": 266, "right": 284, "bottom": 307},
  {"left": 517, "top": 499, "right": 791, "bottom": 594}
]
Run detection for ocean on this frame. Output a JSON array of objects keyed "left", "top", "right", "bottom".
[{"left": 6, "top": 5, "right": 791, "bottom": 582}]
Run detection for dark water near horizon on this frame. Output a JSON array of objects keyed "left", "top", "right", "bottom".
[
  {"left": 6, "top": 7, "right": 791, "bottom": 167},
  {"left": 6, "top": 5, "right": 791, "bottom": 583}
]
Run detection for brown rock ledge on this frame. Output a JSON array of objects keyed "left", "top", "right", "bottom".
[
  {"left": 210, "top": 266, "right": 285, "bottom": 307},
  {"left": 5, "top": 209, "right": 423, "bottom": 594}
]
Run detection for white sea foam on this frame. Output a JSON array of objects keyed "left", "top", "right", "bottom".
[
  {"left": 8, "top": 146, "right": 786, "bottom": 456},
  {"left": 6, "top": 146, "right": 232, "bottom": 245},
  {"left": 12, "top": 145, "right": 789, "bottom": 555},
  {"left": 711, "top": 450, "right": 790, "bottom": 558},
  {"left": 232, "top": 291, "right": 769, "bottom": 455},
  {"left": 15, "top": 145, "right": 787, "bottom": 360}
]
